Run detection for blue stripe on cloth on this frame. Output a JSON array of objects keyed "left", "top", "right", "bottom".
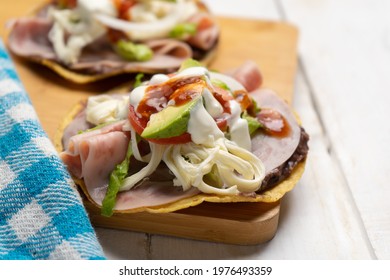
[
  {"left": 0, "top": 156, "right": 69, "bottom": 221},
  {"left": 0, "top": 92, "right": 27, "bottom": 114},
  {"left": 51, "top": 204, "right": 97, "bottom": 239},
  {"left": 1, "top": 246, "right": 33, "bottom": 260},
  {"left": 10, "top": 224, "right": 64, "bottom": 259},
  {"left": 0, "top": 39, "right": 105, "bottom": 260},
  {"left": 0, "top": 121, "right": 44, "bottom": 159},
  {"left": 1, "top": 68, "right": 19, "bottom": 82},
  {"left": 0, "top": 224, "right": 21, "bottom": 255}
]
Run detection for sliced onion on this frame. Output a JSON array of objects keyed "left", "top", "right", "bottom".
[
  {"left": 209, "top": 72, "right": 246, "bottom": 93},
  {"left": 94, "top": 0, "right": 186, "bottom": 41}
]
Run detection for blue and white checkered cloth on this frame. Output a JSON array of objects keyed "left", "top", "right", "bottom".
[{"left": 0, "top": 39, "right": 105, "bottom": 260}]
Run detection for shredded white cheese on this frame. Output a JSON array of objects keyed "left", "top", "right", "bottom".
[
  {"left": 121, "top": 141, "right": 165, "bottom": 191},
  {"left": 162, "top": 138, "right": 264, "bottom": 194}
]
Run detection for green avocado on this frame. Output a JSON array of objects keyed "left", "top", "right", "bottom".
[{"left": 141, "top": 96, "right": 201, "bottom": 139}]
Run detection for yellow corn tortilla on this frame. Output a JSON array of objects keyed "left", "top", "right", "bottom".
[
  {"left": 54, "top": 100, "right": 306, "bottom": 214},
  {"left": 11, "top": 0, "right": 219, "bottom": 84}
]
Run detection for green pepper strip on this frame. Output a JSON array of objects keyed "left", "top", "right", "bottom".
[{"left": 101, "top": 140, "right": 133, "bottom": 217}]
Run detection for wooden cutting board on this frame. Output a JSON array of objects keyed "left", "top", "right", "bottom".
[{"left": 1, "top": 6, "right": 298, "bottom": 244}]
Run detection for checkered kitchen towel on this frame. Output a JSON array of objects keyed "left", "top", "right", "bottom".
[{"left": 0, "top": 40, "right": 105, "bottom": 259}]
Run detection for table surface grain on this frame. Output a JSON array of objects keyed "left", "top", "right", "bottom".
[{"left": 1, "top": 0, "right": 389, "bottom": 260}]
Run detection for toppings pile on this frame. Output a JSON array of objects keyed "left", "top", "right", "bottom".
[
  {"left": 40, "top": 0, "right": 217, "bottom": 64},
  {"left": 60, "top": 60, "right": 309, "bottom": 216}
]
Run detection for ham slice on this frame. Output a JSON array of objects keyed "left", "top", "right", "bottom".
[
  {"left": 7, "top": 17, "right": 56, "bottom": 60},
  {"left": 226, "top": 60, "right": 263, "bottom": 92},
  {"left": 61, "top": 103, "right": 91, "bottom": 149},
  {"left": 115, "top": 181, "right": 200, "bottom": 211},
  {"left": 60, "top": 120, "right": 129, "bottom": 198},
  {"left": 250, "top": 89, "right": 301, "bottom": 174}
]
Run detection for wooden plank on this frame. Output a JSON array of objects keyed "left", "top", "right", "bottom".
[
  {"left": 87, "top": 201, "right": 280, "bottom": 246},
  {"left": 280, "top": 0, "right": 390, "bottom": 259}
]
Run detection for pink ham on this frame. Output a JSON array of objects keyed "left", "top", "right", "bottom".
[
  {"left": 226, "top": 60, "right": 263, "bottom": 92},
  {"left": 61, "top": 103, "right": 90, "bottom": 149},
  {"left": 7, "top": 17, "right": 56, "bottom": 60},
  {"left": 250, "top": 89, "right": 301, "bottom": 174},
  {"left": 62, "top": 94, "right": 133, "bottom": 149},
  {"left": 79, "top": 131, "right": 129, "bottom": 201},
  {"left": 115, "top": 181, "right": 200, "bottom": 211},
  {"left": 147, "top": 39, "right": 193, "bottom": 59},
  {"left": 60, "top": 120, "right": 130, "bottom": 198}
]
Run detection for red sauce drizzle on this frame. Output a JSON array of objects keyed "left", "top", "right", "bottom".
[
  {"left": 257, "top": 108, "right": 291, "bottom": 138},
  {"left": 136, "top": 76, "right": 206, "bottom": 121},
  {"left": 233, "top": 89, "right": 253, "bottom": 112},
  {"left": 213, "top": 86, "right": 233, "bottom": 114},
  {"left": 170, "top": 80, "right": 206, "bottom": 106}
]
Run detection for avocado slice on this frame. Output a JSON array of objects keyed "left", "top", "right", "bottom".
[
  {"left": 141, "top": 96, "right": 201, "bottom": 139},
  {"left": 178, "top": 58, "right": 202, "bottom": 72}
]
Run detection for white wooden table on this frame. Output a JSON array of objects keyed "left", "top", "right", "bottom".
[{"left": 92, "top": 0, "right": 390, "bottom": 260}]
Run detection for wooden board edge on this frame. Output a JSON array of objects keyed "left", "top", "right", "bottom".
[{"left": 85, "top": 200, "right": 281, "bottom": 245}]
